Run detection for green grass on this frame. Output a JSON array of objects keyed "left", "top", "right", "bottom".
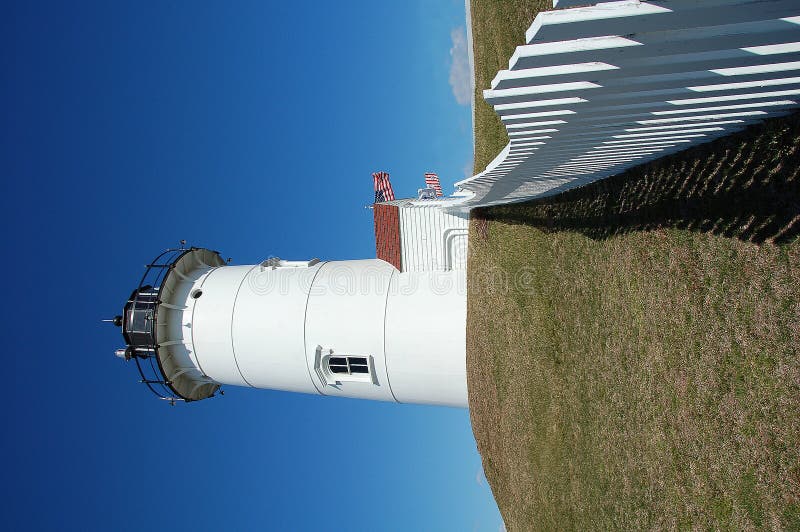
[{"left": 466, "top": 2, "right": 800, "bottom": 530}]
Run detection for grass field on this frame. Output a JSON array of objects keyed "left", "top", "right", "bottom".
[{"left": 466, "top": 2, "right": 800, "bottom": 530}]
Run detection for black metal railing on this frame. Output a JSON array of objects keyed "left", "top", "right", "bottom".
[{"left": 122, "top": 247, "right": 194, "bottom": 404}]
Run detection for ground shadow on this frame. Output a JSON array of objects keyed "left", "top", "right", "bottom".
[{"left": 475, "top": 112, "right": 800, "bottom": 245}]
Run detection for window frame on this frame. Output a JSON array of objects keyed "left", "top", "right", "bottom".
[{"left": 314, "top": 346, "right": 375, "bottom": 386}]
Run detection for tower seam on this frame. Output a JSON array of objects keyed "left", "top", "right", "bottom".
[
  {"left": 303, "top": 261, "right": 329, "bottom": 395},
  {"left": 229, "top": 264, "right": 261, "bottom": 387},
  {"left": 383, "top": 268, "right": 401, "bottom": 404}
]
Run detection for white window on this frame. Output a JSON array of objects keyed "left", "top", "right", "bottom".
[
  {"left": 328, "top": 356, "right": 369, "bottom": 375},
  {"left": 314, "top": 346, "right": 375, "bottom": 386}
]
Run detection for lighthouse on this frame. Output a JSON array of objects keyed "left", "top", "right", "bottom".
[{"left": 113, "top": 215, "right": 469, "bottom": 407}]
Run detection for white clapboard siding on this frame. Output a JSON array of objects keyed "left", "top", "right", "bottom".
[
  {"left": 398, "top": 203, "right": 469, "bottom": 272},
  {"left": 455, "top": 0, "right": 800, "bottom": 208}
]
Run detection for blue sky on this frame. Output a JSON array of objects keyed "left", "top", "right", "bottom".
[{"left": 0, "top": 1, "right": 501, "bottom": 530}]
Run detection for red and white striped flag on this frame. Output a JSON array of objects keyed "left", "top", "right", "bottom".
[
  {"left": 424, "top": 172, "right": 443, "bottom": 197},
  {"left": 373, "top": 171, "right": 395, "bottom": 203}
]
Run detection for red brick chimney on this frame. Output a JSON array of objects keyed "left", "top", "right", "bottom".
[{"left": 373, "top": 203, "right": 402, "bottom": 271}]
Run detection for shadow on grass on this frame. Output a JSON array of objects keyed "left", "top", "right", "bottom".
[{"left": 475, "top": 112, "right": 800, "bottom": 245}]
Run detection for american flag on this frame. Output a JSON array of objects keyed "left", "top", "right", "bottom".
[
  {"left": 373, "top": 171, "right": 395, "bottom": 203},
  {"left": 424, "top": 172, "right": 443, "bottom": 197}
]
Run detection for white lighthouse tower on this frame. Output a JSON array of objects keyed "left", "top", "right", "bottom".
[{"left": 113, "top": 225, "right": 468, "bottom": 407}]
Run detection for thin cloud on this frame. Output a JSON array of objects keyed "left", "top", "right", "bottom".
[
  {"left": 449, "top": 26, "right": 472, "bottom": 106},
  {"left": 464, "top": 157, "right": 475, "bottom": 180}
]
